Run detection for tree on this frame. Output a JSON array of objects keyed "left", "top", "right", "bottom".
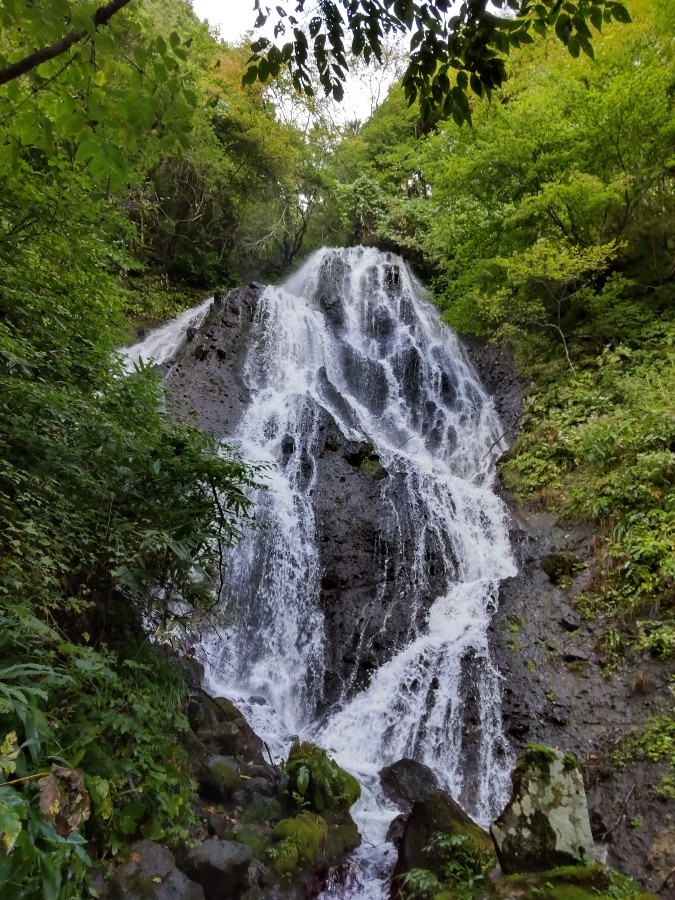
[{"left": 247, "top": 0, "right": 631, "bottom": 123}]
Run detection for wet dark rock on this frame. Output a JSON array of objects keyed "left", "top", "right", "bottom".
[
  {"left": 367, "top": 305, "right": 395, "bottom": 339},
  {"left": 392, "top": 788, "right": 494, "bottom": 890},
  {"left": 562, "top": 645, "right": 589, "bottom": 663},
  {"left": 560, "top": 609, "right": 582, "bottom": 632},
  {"left": 341, "top": 343, "right": 388, "bottom": 416},
  {"left": 544, "top": 703, "right": 570, "bottom": 727},
  {"left": 107, "top": 840, "right": 205, "bottom": 899},
  {"left": 199, "top": 755, "right": 240, "bottom": 801},
  {"left": 386, "top": 813, "right": 407, "bottom": 848},
  {"left": 186, "top": 326, "right": 197, "bottom": 343},
  {"left": 280, "top": 434, "right": 296, "bottom": 458},
  {"left": 541, "top": 552, "right": 584, "bottom": 585},
  {"left": 161, "top": 286, "right": 259, "bottom": 438},
  {"left": 180, "top": 838, "right": 253, "bottom": 900},
  {"left": 489, "top": 498, "right": 674, "bottom": 891},
  {"left": 460, "top": 335, "right": 523, "bottom": 428},
  {"left": 379, "top": 759, "right": 440, "bottom": 813}
]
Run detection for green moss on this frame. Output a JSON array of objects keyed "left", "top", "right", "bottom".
[
  {"left": 493, "top": 864, "right": 657, "bottom": 899},
  {"left": 359, "top": 456, "right": 387, "bottom": 479},
  {"left": 562, "top": 753, "right": 579, "bottom": 772},
  {"left": 266, "top": 839, "right": 300, "bottom": 880},
  {"left": 541, "top": 553, "right": 585, "bottom": 586},
  {"left": 208, "top": 757, "right": 240, "bottom": 795},
  {"left": 234, "top": 827, "right": 266, "bottom": 858},
  {"left": 272, "top": 812, "right": 328, "bottom": 866},
  {"left": 285, "top": 742, "right": 361, "bottom": 812},
  {"left": 241, "top": 796, "right": 283, "bottom": 825},
  {"left": 520, "top": 743, "right": 558, "bottom": 768}
]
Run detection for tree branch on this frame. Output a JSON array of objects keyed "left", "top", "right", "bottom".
[{"left": 0, "top": 0, "right": 132, "bottom": 88}]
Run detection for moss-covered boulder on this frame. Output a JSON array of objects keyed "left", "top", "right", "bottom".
[
  {"left": 486, "top": 863, "right": 660, "bottom": 899},
  {"left": 490, "top": 744, "right": 594, "bottom": 875},
  {"left": 392, "top": 788, "right": 496, "bottom": 898},
  {"left": 321, "top": 810, "right": 361, "bottom": 860},
  {"left": 266, "top": 812, "right": 329, "bottom": 879},
  {"left": 285, "top": 742, "right": 360, "bottom": 813},
  {"left": 203, "top": 755, "right": 240, "bottom": 799}
]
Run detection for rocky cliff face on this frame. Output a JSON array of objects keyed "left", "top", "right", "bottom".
[
  {"left": 159, "top": 282, "right": 673, "bottom": 896},
  {"left": 161, "top": 282, "right": 450, "bottom": 716}
]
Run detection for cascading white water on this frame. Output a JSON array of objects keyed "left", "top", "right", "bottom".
[
  {"left": 121, "top": 296, "right": 213, "bottom": 371},
  {"left": 124, "top": 247, "right": 517, "bottom": 898}
]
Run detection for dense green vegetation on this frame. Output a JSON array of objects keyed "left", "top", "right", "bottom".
[{"left": 0, "top": 0, "right": 673, "bottom": 893}]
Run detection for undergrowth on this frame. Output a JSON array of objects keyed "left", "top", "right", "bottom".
[{"left": 500, "top": 316, "right": 675, "bottom": 626}]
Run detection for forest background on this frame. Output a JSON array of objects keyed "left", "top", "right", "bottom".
[{"left": 0, "top": 0, "right": 673, "bottom": 895}]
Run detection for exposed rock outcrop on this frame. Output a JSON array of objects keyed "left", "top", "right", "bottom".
[
  {"left": 489, "top": 500, "right": 675, "bottom": 892},
  {"left": 490, "top": 745, "right": 594, "bottom": 874},
  {"left": 106, "top": 840, "right": 205, "bottom": 899},
  {"left": 181, "top": 838, "right": 253, "bottom": 900}
]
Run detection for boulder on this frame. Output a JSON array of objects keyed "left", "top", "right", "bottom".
[
  {"left": 386, "top": 813, "right": 407, "bottom": 847},
  {"left": 379, "top": 759, "right": 440, "bottom": 813},
  {"left": 193, "top": 696, "right": 268, "bottom": 767},
  {"left": 285, "top": 742, "right": 360, "bottom": 813},
  {"left": 198, "top": 755, "right": 240, "bottom": 801},
  {"left": 108, "top": 839, "right": 204, "bottom": 899},
  {"left": 393, "top": 788, "right": 494, "bottom": 882},
  {"left": 180, "top": 838, "right": 252, "bottom": 900},
  {"left": 490, "top": 744, "right": 594, "bottom": 875}
]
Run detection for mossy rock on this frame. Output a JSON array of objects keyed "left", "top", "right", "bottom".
[
  {"left": 491, "top": 745, "right": 593, "bottom": 875},
  {"left": 392, "top": 788, "right": 496, "bottom": 897},
  {"left": 241, "top": 796, "right": 283, "bottom": 826},
  {"left": 272, "top": 812, "right": 328, "bottom": 866},
  {"left": 322, "top": 810, "right": 361, "bottom": 859},
  {"left": 266, "top": 838, "right": 300, "bottom": 880},
  {"left": 233, "top": 826, "right": 267, "bottom": 858},
  {"left": 213, "top": 697, "right": 241, "bottom": 722},
  {"left": 285, "top": 742, "right": 361, "bottom": 813},
  {"left": 488, "top": 863, "right": 659, "bottom": 899},
  {"left": 359, "top": 456, "right": 388, "bottom": 479},
  {"left": 541, "top": 553, "right": 584, "bottom": 585},
  {"left": 208, "top": 756, "right": 240, "bottom": 796},
  {"left": 266, "top": 812, "right": 329, "bottom": 879}
]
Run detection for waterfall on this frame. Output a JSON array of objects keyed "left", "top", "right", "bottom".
[
  {"left": 121, "top": 296, "right": 213, "bottom": 372},
  {"left": 124, "top": 247, "right": 517, "bottom": 898}
]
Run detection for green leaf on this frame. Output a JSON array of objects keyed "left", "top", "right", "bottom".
[
  {"left": 0, "top": 790, "right": 24, "bottom": 854},
  {"left": 74, "top": 139, "right": 99, "bottom": 163},
  {"left": 611, "top": 4, "right": 632, "bottom": 24},
  {"left": 296, "top": 765, "right": 310, "bottom": 794}
]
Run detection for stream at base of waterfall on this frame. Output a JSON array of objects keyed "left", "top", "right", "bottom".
[{"left": 124, "top": 247, "right": 517, "bottom": 899}]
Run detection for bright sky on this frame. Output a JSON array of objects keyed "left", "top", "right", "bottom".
[{"left": 190, "top": 0, "right": 271, "bottom": 44}]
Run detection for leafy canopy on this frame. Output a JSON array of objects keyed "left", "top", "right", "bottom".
[{"left": 248, "top": 0, "right": 632, "bottom": 123}]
